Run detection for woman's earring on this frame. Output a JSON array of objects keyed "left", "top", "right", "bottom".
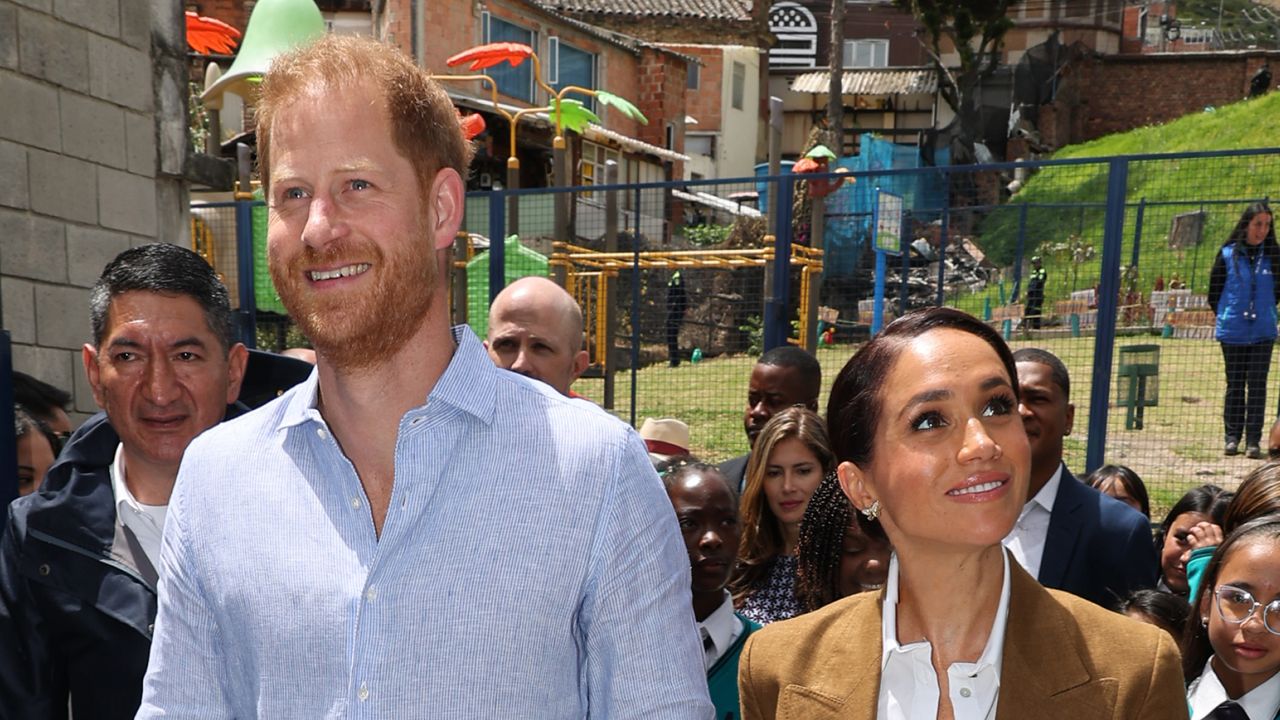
[
  {"left": 1201, "top": 616, "right": 1209, "bottom": 626},
  {"left": 861, "top": 500, "right": 881, "bottom": 521}
]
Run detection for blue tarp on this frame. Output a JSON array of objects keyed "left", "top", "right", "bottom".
[{"left": 821, "top": 134, "right": 949, "bottom": 276}]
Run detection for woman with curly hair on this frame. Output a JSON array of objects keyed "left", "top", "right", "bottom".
[{"left": 729, "top": 406, "right": 832, "bottom": 624}]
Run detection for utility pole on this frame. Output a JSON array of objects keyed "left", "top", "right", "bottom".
[{"left": 828, "top": 0, "right": 844, "bottom": 152}]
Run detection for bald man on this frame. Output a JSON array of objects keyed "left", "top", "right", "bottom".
[{"left": 485, "top": 277, "right": 590, "bottom": 396}]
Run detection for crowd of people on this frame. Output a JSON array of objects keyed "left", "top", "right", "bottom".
[{"left": 2, "top": 34, "right": 1280, "bottom": 720}]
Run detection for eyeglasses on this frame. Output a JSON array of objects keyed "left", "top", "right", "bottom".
[{"left": 1214, "top": 584, "right": 1280, "bottom": 635}]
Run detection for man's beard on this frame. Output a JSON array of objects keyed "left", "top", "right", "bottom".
[{"left": 269, "top": 220, "right": 438, "bottom": 373}]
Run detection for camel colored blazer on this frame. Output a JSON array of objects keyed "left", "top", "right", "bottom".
[{"left": 738, "top": 559, "right": 1188, "bottom": 720}]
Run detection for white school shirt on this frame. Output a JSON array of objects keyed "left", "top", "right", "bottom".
[
  {"left": 697, "top": 591, "right": 744, "bottom": 671},
  {"left": 879, "top": 550, "right": 1011, "bottom": 720},
  {"left": 1188, "top": 659, "right": 1280, "bottom": 720}
]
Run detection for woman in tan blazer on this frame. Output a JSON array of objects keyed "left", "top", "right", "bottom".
[{"left": 738, "top": 308, "right": 1187, "bottom": 720}]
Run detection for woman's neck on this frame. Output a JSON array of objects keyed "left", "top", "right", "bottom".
[
  {"left": 1212, "top": 654, "right": 1277, "bottom": 699},
  {"left": 894, "top": 545, "right": 1006, "bottom": 664},
  {"left": 781, "top": 521, "right": 800, "bottom": 556}
]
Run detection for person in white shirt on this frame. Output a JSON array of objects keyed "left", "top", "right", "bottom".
[
  {"left": 1005, "top": 347, "right": 1158, "bottom": 607},
  {"left": 1183, "top": 516, "right": 1280, "bottom": 720},
  {"left": 662, "top": 461, "right": 759, "bottom": 720},
  {"left": 737, "top": 307, "right": 1186, "bottom": 720},
  {"left": 0, "top": 243, "right": 248, "bottom": 719}
]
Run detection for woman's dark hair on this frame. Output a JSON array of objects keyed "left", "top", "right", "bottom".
[
  {"left": 13, "top": 403, "right": 61, "bottom": 458},
  {"left": 1226, "top": 201, "right": 1277, "bottom": 249},
  {"left": 1116, "top": 588, "right": 1189, "bottom": 638},
  {"left": 1223, "top": 461, "right": 1280, "bottom": 534},
  {"left": 1085, "top": 464, "right": 1150, "bottom": 518},
  {"left": 795, "top": 471, "right": 888, "bottom": 612},
  {"left": 1180, "top": 514, "right": 1280, "bottom": 681},
  {"left": 1157, "top": 484, "right": 1233, "bottom": 550},
  {"left": 826, "top": 307, "right": 1019, "bottom": 468},
  {"left": 730, "top": 406, "right": 833, "bottom": 606}
]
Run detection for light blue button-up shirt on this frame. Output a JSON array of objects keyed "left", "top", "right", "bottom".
[{"left": 137, "top": 327, "right": 712, "bottom": 719}]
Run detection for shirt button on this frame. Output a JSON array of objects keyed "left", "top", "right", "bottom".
[
  {"left": 317, "top": 427, "right": 328, "bottom": 439},
  {"left": 351, "top": 497, "right": 361, "bottom": 510},
  {"left": 358, "top": 682, "right": 369, "bottom": 701},
  {"left": 365, "top": 587, "right": 377, "bottom": 602},
  {"left": 959, "top": 687, "right": 972, "bottom": 698}
]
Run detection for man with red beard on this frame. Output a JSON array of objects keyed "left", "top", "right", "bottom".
[{"left": 137, "top": 35, "right": 711, "bottom": 719}]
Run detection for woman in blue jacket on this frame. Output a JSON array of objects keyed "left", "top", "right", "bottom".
[{"left": 1209, "top": 202, "right": 1279, "bottom": 459}]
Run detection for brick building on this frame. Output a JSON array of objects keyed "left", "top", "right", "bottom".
[{"left": 543, "top": 0, "right": 769, "bottom": 179}]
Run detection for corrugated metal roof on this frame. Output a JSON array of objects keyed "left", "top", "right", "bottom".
[
  {"left": 541, "top": 0, "right": 752, "bottom": 21},
  {"left": 789, "top": 68, "right": 938, "bottom": 95}
]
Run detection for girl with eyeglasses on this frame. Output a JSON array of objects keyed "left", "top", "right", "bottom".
[{"left": 1182, "top": 515, "right": 1280, "bottom": 720}]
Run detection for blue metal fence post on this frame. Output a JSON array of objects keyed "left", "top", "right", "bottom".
[
  {"left": 0, "top": 330, "right": 16, "bottom": 508},
  {"left": 1085, "top": 158, "right": 1130, "bottom": 475},
  {"left": 1131, "top": 197, "right": 1146, "bottom": 268},
  {"left": 233, "top": 197, "right": 257, "bottom": 349},
  {"left": 487, "top": 189, "right": 506, "bottom": 304},
  {"left": 898, "top": 213, "right": 910, "bottom": 314},
  {"left": 764, "top": 174, "right": 793, "bottom": 352}
]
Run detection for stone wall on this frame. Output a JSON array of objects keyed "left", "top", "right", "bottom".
[{"left": 0, "top": 0, "right": 189, "bottom": 419}]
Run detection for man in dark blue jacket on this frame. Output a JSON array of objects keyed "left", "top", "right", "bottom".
[
  {"left": 0, "top": 244, "right": 248, "bottom": 719},
  {"left": 1004, "top": 348, "right": 1158, "bottom": 608}
]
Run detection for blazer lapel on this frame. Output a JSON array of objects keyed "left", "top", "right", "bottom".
[
  {"left": 998, "top": 564, "right": 1115, "bottom": 719},
  {"left": 1037, "top": 467, "right": 1083, "bottom": 588}
]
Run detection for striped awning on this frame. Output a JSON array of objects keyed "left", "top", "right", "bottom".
[{"left": 789, "top": 68, "right": 937, "bottom": 96}]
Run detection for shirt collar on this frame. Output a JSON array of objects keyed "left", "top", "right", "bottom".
[
  {"left": 278, "top": 325, "right": 498, "bottom": 430},
  {"left": 698, "top": 591, "right": 740, "bottom": 659},
  {"left": 110, "top": 443, "right": 164, "bottom": 516},
  {"left": 881, "top": 549, "right": 1012, "bottom": 674},
  {"left": 1189, "top": 658, "right": 1280, "bottom": 720},
  {"left": 1028, "top": 463, "right": 1063, "bottom": 514}
]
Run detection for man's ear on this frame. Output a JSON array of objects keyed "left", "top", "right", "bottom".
[
  {"left": 837, "top": 460, "right": 876, "bottom": 513},
  {"left": 82, "top": 343, "right": 106, "bottom": 409},
  {"left": 1064, "top": 402, "right": 1076, "bottom": 437},
  {"left": 429, "top": 167, "right": 465, "bottom": 251},
  {"left": 571, "top": 349, "right": 590, "bottom": 380},
  {"left": 224, "top": 343, "right": 249, "bottom": 404}
]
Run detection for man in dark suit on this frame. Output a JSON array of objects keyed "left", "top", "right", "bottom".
[
  {"left": 717, "top": 347, "right": 821, "bottom": 491},
  {"left": 1004, "top": 348, "right": 1158, "bottom": 608}
]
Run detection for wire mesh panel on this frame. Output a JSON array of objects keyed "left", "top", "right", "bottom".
[{"left": 218, "top": 147, "right": 1280, "bottom": 517}]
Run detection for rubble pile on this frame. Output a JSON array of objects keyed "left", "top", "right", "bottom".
[{"left": 865, "top": 237, "right": 995, "bottom": 312}]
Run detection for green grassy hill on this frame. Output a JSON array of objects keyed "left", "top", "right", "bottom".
[{"left": 970, "top": 92, "right": 1280, "bottom": 312}]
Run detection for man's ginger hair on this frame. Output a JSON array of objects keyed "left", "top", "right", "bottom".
[{"left": 255, "top": 34, "right": 474, "bottom": 195}]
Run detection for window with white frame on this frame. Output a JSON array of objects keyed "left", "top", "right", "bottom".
[
  {"left": 549, "top": 38, "right": 596, "bottom": 110},
  {"left": 483, "top": 14, "right": 534, "bottom": 102},
  {"left": 843, "top": 39, "right": 889, "bottom": 68}
]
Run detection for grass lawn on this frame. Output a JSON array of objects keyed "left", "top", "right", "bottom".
[{"left": 575, "top": 331, "right": 1269, "bottom": 520}]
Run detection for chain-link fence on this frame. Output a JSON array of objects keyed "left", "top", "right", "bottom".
[{"left": 198, "top": 146, "right": 1280, "bottom": 516}]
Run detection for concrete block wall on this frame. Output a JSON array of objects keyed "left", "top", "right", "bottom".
[{"left": 0, "top": 0, "right": 188, "bottom": 421}]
